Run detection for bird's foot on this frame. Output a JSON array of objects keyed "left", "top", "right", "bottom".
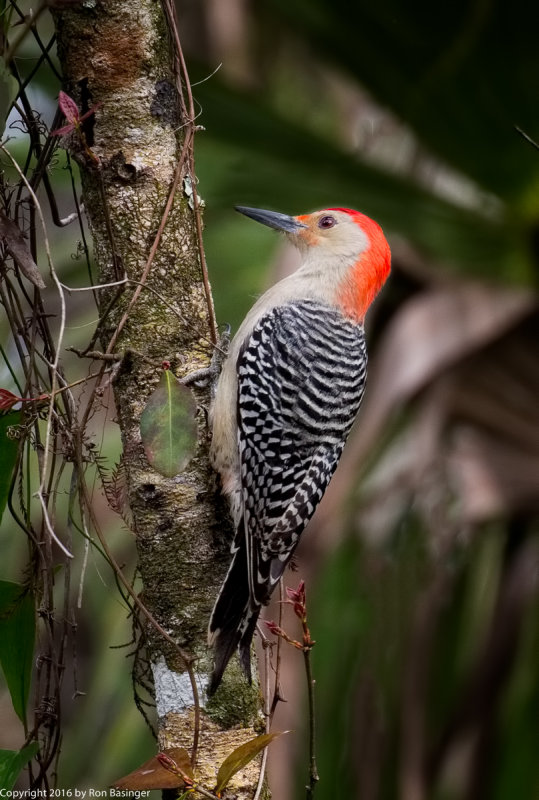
[{"left": 180, "top": 324, "right": 230, "bottom": 398}]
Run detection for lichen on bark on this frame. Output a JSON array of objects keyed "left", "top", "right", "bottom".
[{"left": 53, "top": 1, "right": 266, "bottom": 796}]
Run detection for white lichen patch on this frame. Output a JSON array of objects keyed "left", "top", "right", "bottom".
[{"left": 151, "top": 655, "right": 209, "bottom": 716}]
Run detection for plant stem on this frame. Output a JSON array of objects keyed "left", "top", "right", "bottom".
[{"left": 303, "top": 635, "right": 319, "bottom": 798}]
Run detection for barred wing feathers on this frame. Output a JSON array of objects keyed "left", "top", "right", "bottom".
[{"left": 237, "top": 299, "right": 367, "bottom": 606}]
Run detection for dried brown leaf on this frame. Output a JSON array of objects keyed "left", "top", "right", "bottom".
[
  {"left": 0, "top": 211, "right": 46, "bottom": 289},
  {"left": 111, "top": 747, "right": 192, "bottom": 791}
]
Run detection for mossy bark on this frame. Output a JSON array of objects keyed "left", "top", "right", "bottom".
[{"left": 53, "top": 1, "right": 266, "bottom": 795}]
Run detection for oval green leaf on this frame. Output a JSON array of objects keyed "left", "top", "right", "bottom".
[
  {"left": 0, "top": 744, "right": 39, "bottom": 791},
  {"left": 140, "top": 371, "right": 197, "bottom": 478},
  {"left": 0, "top": 581, "right": 35, "bottom": 722},
  {"left": 0, "top": 412, "right": 20, "bottom": 525},
  {"left": 215, "top": 731, "right": 286, "bottom": 794}
]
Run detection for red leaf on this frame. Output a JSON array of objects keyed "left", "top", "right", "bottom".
[
  {"left": 0, "top": 389, "right": 21, "bottom": 411},
  {"left": 0, "top": 389, "right": 50, "bottom": 410},
  {"left": 78, "top": 102, "right": 102, "bottom": 123},
  {"left": 285, "top": 580, "right": 305, "bottom": 605},
  {"left": 51, "top": 122, "right": 76, "bottom": 137},
  {"left": 285, "top": 580, "right": 306, "bottom": 618},
  {"left": 265, "top": 620, "right": 284, "bottom": 636},
  {"left": 58, "top": 90, "right": 80, "bottom": 124}
]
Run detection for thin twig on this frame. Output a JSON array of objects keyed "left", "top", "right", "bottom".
[
  {"left": 1, "top": 142, "right": 73, "bottom": 559},
  {"left": 60, "top": 276, "right": 223, "bottom": 354},
  {"left": 303, "top": 643, "right": 319, "bottom": 799},
  {"left": 78, "top": 476, "right": 201, "bottom": 763},
  {"left": 270, "top": 580, "right": 285, "bottom": 720},
  {"left": 269, "top": 581, "right": 319, "bottom": 798},
  {"left": 162, "top": 0, "right": 218, "bottom": 344},
  {"left": 49, "top": 370, "right": 109, "bottom": 396},
  {"left": 77, "top": 513, "right": 91, "bottom": 609},
  {"left": 104, "top": 134, "right": 190, "bottom": 356},
  {"left": 515, "top": 125, "right": 539, "bottom": 151},
  {"left": 96, "top": 173, "right": 123, "bottom": 279},
  {"left": 298, "top": 586, "right": 319, "bottom": 799},
  {"left": 253, "top": 625, "right": 272, "bottom": 800},
  {"left": 64, "top": 151, "right": 94, "bottom": 297},
  {"left": 60, "top": 277, "right": 128, "bottom": 292},
  {"left": 66, "top": 347, "right": 120, "bottom": 362},
  {"left": 3, "top": 0, "right": 48, "bottom": 64},
  {"left": 9, "top": 1, "right": 62, "bottom": 83}
]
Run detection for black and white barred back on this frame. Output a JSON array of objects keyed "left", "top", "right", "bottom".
[{"left": 208, "top": 299, "right": 367, "bottom": 693}]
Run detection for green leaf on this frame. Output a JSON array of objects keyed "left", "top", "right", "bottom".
[
  {"left": 0, "top": 57, "right": 18, "bottom": 137},
  {"left": 139, "top": 371, "right": 197, "bottom": 478},
  {"left": 0, "top": 581, "right": 35, "bottom": 722},
  {"left": 0, "top": 744, "right": 39, "bottom": 791},
  {"left": 0, "top": 412, "right": 20, "bottom": 524},
  {"left": 214, "top": 732, "right": 286, "bottom": 794}
]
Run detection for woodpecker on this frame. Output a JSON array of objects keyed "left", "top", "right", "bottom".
[{"left": 208, "top": 205, "right": 391, "bottom": 694}]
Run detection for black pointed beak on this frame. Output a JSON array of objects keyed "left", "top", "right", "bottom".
[{"left": 235, "top": 205, "right": 307, "bottom": 233}]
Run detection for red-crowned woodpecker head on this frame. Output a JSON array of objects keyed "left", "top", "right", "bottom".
[{"left": 235, "top": 205, "right": 391, "bottom": 321}]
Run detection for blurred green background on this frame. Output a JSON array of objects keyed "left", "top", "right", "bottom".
[{"left": 1, "top": 0, "right": 539, "bottom": 797}]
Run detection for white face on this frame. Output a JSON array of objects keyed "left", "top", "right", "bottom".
[{"left": 290, "top": 210, "right": 370, "bottom": 262}]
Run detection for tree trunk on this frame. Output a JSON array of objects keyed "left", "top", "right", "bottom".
[{"left": 52, "top": 1, "right": 266, "bottom": 795}]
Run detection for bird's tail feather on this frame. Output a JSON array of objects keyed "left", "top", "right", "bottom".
[{"left": 207, "top": 534, "right": 259, "bottom": 695}]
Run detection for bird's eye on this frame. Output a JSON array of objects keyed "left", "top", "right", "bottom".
[{"left": 318, "top": 215, "right": 336, "bottom": 229}]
